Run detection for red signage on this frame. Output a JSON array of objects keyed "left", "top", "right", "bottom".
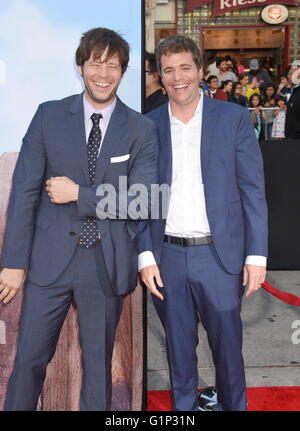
[{"left": 186, "top": 0, "right": 297, "bottom": 17}]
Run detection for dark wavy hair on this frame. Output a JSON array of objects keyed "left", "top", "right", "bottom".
[
  {"left": 249, "top": 93, "right": 262, "bottom": 107},
  {"left": 156, "top": 35, "right": 203, "bottom": 75},
  {"left": 76, "top": 27, "right": 129, "bottom": 74}
]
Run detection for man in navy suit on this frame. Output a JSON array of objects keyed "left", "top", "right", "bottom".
[
  {"left": 0, "top": 27, "right": 158, "bottom": 410},
  {"left": 139, "top": 35, "right": 268, "bottom": 411}
]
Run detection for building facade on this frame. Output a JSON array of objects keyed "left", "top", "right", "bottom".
[{"left": 153, "top": 0, "right": 300, "bottom": 77}]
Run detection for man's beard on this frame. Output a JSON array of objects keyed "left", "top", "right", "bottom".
[{"left": 85, "top": 82, "right": 117, "bottom": 106}]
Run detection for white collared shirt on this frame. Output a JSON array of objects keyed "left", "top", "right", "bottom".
[
  {"left": 165, "top": 93, "right": 211, "bottom": 238},
  {"left": 83, "top": 93, "right": 116, "bottom": 155},
  {"left": 138, "top": 91, "right": 266, "bottom": 270}
]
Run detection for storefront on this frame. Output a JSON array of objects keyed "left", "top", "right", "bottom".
[{"left": 175, "top": 0, "right": 300, "bottom": 78}]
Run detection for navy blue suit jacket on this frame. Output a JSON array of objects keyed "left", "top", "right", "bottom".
[
  {"left": 0, "top": 94, "right": 158, "bottom": 295},
  {"left": 138, "top": 95, "right": 268, "bottom": 274}
]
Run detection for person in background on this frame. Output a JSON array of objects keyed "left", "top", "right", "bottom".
[
  {"left": 228, "top": 82, "right": 248, "bottom": 107},
  {"left": 262, "top": 58, "right": 273, "bottom": 79},
  {"left": 145, "top": 51, "right": 168, "bottom": 113},
  {"left": 271, "top": 96, "right": 287, "bottom": 139},
  {"left": 237, "top": 63, "right": 245, "bottom": 76},
  {"left": 215, "top": 57, "right": 238, "bottom": 86},
  {"left": 261, "top": 84, "right": 278, "bottom": 140},
  {"left": 225, "top": 55, "right": 238, "bottom": 76},
  {"left": 285, "top": 60, "right": 300, "bottom": 139},
  {"left": 201, "top": 69, "right": 211, "bottom": 93},
  {"left": 220, "top": 79, "right": 233, "bottom": 101},
  {"left": 239, "top": 72, "right": 260, "bottom": 100},
  {"left": 207, "top": 75, "right": 228, "bottom": 101},
  {"left": 276, "top": 74, "right": 292, "bottom": 99},
  {"left": 249, "top": 94, "right": 266, "bottom": 140},
  {"left": 247, "top": 58, "right": 272, "bottom": 90},
  {"left": 207, "top": 55, "right": 219, "bottom": 76}
]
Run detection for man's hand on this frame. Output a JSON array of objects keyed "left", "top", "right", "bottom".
[
  {"left": 45, "top": 177, "right": 79, "bottom": 204},
  {"left": 140, "top": 265, "right": 164, "bottom": 301},
  {"left": 243, "top": 264, "right": 266, "bottom": 298},
  {"left": 0, "top": 268, "right": 26, "bottom": 304}
]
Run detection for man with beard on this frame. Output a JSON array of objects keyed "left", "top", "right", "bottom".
[{"left": 0, "top": 27, "right": 158, "bottom": 410}]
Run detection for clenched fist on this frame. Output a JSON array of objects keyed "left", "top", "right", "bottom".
[
  {"left": 45, "top": 176, "right": 79, "bottom": 204},
  {"left": 0, "top": 268, "right": 26, "bottom": 304}
]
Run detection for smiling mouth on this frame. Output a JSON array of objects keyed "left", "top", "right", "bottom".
[
  {"left": 94, "top": 82, "right": 111, "bottom": 88},
  {"left": 173, "top": 84, "right": 189, "bottom": 89}
]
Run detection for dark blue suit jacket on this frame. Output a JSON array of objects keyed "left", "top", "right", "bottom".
[
  {"left": 138, "top": 95, "right": 268, "bottom": 274},
  {"left": 0, "top": 94, "right": 158, "bottom": 295}
]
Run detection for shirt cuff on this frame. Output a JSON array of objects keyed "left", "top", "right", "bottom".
[
  {"left": 138, "top": 251, "right": 157, "bottom": 271},
  {"left": 245, "top": 255, "right": 267, "bottom": 267}
]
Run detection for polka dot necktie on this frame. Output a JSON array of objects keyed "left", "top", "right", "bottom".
[{"left": 79, "top": 113, "right": 102, "bottom": 248}]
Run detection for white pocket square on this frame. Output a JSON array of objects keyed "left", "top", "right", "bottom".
[{"left": 110, "top": 154, "right": 130, "bottom": 163}]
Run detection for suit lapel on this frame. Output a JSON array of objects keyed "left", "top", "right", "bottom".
[
  {"left": 201, "top": 95, "right": 216, "bottom": 184},
  {"left": 95, "top": 97, "right": 127, "bottom": 187},
  {"left": 158, "top": 104, "right": 172, "bottom": 186},
  {"left": 67, "top": 93, "right": 89, "bottom": 184}
]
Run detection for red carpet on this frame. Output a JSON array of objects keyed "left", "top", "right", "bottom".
[{"left": 147, "top": 387, "right": 300, "bottom": 411}]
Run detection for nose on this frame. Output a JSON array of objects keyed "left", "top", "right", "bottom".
[
  {"left": 172, "top": 68, "right": 183, "bottom": 81},
  {"left": 96, "top": 64, "right": 109, "bottom": 78}
]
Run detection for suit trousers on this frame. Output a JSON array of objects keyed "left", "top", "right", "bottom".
[
  {"left": 4, "top": 242, "right": 123, "bottom": 411},
  {"left": 152, "top": 241, "right": 247, "bottom": 411}
]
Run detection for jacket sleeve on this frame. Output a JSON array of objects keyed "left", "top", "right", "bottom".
[
  {"left": 235, "top": 108, "right": 268, "bottom": 257},
  {"left": 77, "top": 122, "right": 159, "bottom": 220},
  {"left": 0, "top": 105, "right": 46, "bottom": 269}
]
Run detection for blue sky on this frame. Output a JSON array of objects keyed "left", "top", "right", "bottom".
[{"left": 0, "top": 0, "right": 142, "bottom": 153}]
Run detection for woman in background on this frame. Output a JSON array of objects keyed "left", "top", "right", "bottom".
[
  {"left": 239, "top": 72, "right": 260, "bottom": 100},
  {"left": 228, "top": 82, "right": 248, "bottom": 107},
  {"left": 249, "top": 94, "right": 266, "bottom": 140},
  {"left": 271, "top": 96, "right": 287, "bottom": 139},
  {"left": 220, "top": 79, "right": 233, "bottom": 101},
  {"left": 261, "top": 84, "right": 278, "bottom": 140}
]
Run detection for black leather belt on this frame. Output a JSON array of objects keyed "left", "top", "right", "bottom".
[{"left": 164, "top": 235, "right": 212, "bottom": 247}]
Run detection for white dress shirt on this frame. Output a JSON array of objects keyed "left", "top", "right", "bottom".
[
  {"left": 138, "top": 91, "right": 266, "bottom": 270},
  {"left": 79, "top": 94, "right": 117, "bottom": 238}
]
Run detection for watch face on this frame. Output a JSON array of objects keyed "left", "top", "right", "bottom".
[{"left": 261, "top": 4, "right": 289, "bottom": 24}]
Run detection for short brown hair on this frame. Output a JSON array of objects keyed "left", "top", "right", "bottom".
[
  {"left": 76, "top": 27, "right": 130, "bottom": 74},
  {"left": 156, "top": 35, "right": 203, "bottom": 75}
]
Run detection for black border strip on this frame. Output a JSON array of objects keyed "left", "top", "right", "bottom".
[{"left": 140, "top": 0, "right": 148, "bottom": 412}]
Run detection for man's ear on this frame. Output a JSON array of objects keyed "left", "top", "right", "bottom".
[
  {"left": 78, "top": 65, "right": 83, "bottom": 77},
  {"left": 153, "top": 71, "right": 159, "bottom": 82}
]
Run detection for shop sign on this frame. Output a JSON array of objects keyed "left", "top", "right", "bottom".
[
  {"left": 261, "top": 4, "right": 289, "bottom": 24},
  {"left": 186, "top": 0, "right": 296, "bottom": 17}
]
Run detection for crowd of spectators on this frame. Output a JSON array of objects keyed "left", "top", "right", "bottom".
[{"left": 203, "top": 56, "right": 300, "bottom": 140}]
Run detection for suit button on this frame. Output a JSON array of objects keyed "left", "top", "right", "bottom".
[{"left": 69, "top": 232, "right": 76, "bottom": 236}]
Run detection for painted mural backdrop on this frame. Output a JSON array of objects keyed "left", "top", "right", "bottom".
[{"left": 0, "top": 0, "right": 143, "bottom": 411}]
